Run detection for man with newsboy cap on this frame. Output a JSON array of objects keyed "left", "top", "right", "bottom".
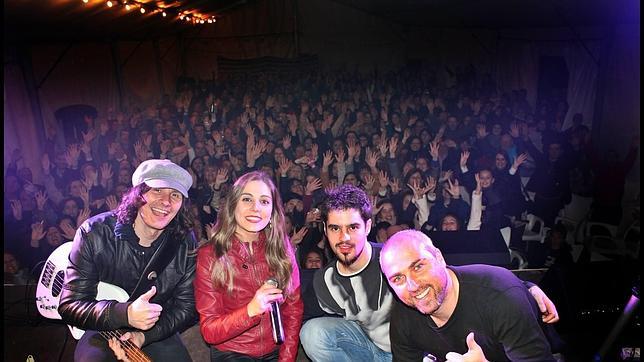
[{"left": 59, "top": 159, "right": 197, "bottom": 361}]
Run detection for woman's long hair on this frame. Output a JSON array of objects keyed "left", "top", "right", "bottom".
[
  {"left": 206, "top": 171, "right": 296, "bottom": 295},
  {"left": 115, "top": 184, "right": 195, "bottom": 246}
]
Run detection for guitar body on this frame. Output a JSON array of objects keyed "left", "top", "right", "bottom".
[{"left": 35, "top": 242, "right": 130, "bottom": 339}]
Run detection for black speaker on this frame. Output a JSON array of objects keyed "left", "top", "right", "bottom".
[{"left": 426, "top": 229, "right": 511, "bottom": 267}]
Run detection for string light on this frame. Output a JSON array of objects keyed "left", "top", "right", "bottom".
[{"left": 88, "top": 0, "right": 218, "bottom": 25}]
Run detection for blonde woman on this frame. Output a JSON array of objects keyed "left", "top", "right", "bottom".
[{"left": 194, "top": 171, "right": 303, "bottom": 361}]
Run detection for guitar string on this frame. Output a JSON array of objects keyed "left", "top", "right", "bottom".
[
  {"left": 100, "top": 331, "right": 149, "bottom": 362},
  {"left": 100, "top": 330, "right": 151, "bottom": 362},
  {"left": 100, "top": 330, "right": 149, "bottom": 362},
  {"left": 101, "top": 330, "right": 150, "bottom": 362}
]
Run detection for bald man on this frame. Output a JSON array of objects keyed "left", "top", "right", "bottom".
[{"left": 380, "top": 230, "right": 555, "bottom": 362}]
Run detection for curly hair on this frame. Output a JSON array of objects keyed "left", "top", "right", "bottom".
[{"left": 320, "top": 184, "right": 372, "bottom": 224}]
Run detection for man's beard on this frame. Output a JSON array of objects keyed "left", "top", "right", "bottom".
[{"left": 337, "top": 244, "right": 363, "bottom": 267}]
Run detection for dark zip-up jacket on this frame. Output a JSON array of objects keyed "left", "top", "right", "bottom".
[{"left": 58, "top": 212, "right": 198, "bottom": 345}]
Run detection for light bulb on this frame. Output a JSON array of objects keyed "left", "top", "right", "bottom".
[
  {"left": 140, "top": 7, "right": 145, "bottom": 13},
  {"left": 162, "top": 11, "right": 167, "bottom": 17},
  {"left": 107, "top": 0, "right": 113, "bottom": 7},
  {"left": 125, "top": 4, "right": 131, "bottom": 10},
  {"left": 82, "top": 0, "right": 89, "bottom": 3}
]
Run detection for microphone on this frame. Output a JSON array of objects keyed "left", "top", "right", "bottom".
[{"left": 265, "top": 278, "right": 285, "bottom": 344}]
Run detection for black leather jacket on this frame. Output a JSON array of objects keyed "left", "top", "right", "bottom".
[{"left": 58, "top": 212, "right": 198, "bottom": 345}]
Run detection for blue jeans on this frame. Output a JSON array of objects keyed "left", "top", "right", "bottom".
[{"left": 300, "top": 317, "right": 392, "bottom": 362}]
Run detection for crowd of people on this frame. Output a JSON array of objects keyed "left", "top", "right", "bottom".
[{"left": 3, "top": 65, "right": 639, "bottom": 361}]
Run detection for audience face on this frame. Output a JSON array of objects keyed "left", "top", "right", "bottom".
[
  {"left": 304, "top": 251, "right": 323, "bottom": 269},
  {"left": 378, "top": 202, "right": 396, "bottom": 224},
  {"left": 416, "top": 158, "right": 429, "bottom": 172},
  {"left": 4, "top": 252, "right": 20, "bottom": 275},
  {"left": 233, "top": 180, "right": 273, "bottom": 241},
  {"left": 381, "top": 231, "right": 449, "bottom": 315},
  {"left": 62, "top": 199, "right": 79, "bottom": 218},
  {"left": 548, "top": 143, "right": 562, "bottom": 161},
  {"left": 408, "top": 171, "right": 423, "bottom": 186},
  {"left": 478, "top": 170, "right": 494, "bottom": 189},
  {"left": 343, "top": 173, "right": 358, "bottom": 186},
  {"left": 440, "top": 215, "right": 460, "bottom": 231},
  {"left": 495, "top": 153, "right": 508, "bottom": 170},
  {"left": 410, "top": 138, "right": 422, "bottom": 152},
  {"left": 325, "top": 208, "right": 372, "bottom": 269},
  {"left": 46, "top": 226, "right": 63, "bottom": 246},
  {"left": 288, "top": 165, "right": 303, "bottom": 181},
  {"left": 69, "top": 180, "right": 85, "bottom": 198}
]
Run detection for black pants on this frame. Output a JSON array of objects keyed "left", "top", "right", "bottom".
[
  {"left": 209, "top": 347, "right": 279, "bottom": 362},
  {"left": 74, "top": 330, "right": 192, "bottom": 362}
]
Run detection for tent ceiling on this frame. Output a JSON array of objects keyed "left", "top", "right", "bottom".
[{"left": 5, "top": 0, "right": 640, "bottom": 43}]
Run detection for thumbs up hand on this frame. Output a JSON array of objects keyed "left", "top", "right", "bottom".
[
  {"left": 127, "top": 286, "right": 163, "bottom": 330},
  {"left": 445, "top": 332, "right": 488, "bottom": 362}
]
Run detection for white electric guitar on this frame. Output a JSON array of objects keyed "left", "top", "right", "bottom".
[{"left": 36, "top": 242, "right": 151, "bottom": 361}]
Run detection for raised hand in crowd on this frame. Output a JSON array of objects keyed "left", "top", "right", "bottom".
[
  {"left": 445, "top": 177, "right": 461, "bottom": 199},
  {"left": 510, "top": 122, "right": 521, "bottom": 138},
  {"left": 214, "top": 168, "right": 229, "bottom": 190},
  {"left": 365, "top": 148, "right": 381, "bottom": 171},
  {"left": 440, "top": 169, "right": 454, "bottom": 184},
  {"left": 65, "top": 144, "right": 81, "bottom": 168},
  {"left": 290, "top": 226, "right": 309, "bottom": 247},
  {"left": 429, "top": 141, "right": 441, "bottom": 161},
  {"left": 325, "top": 179, "right": 338, "bottom": 193},
  {"left": 378, "top": 170, "right": 389, "bottom": 191},
  {"left": 305, "top": 177, "right": 323, "bottom": 196},
  {"left": 402, "top": 128, "right": 411, "bottom": 144},
  {"left": 100, "top": 163, "right": 114, "bottom": 189},
  {"left": 388, "top": 136, "right": 399, "bottom": 158},
  {"left": 278, "top": 157, "right": 293, "bottom": 177},
  {"left": 105, "top": 195, "right": 119, "bottom": 211},
  {"left": 389, "top": 177, "right": 401, "bottom": 194},
  {"left": 77, "top": 208, "right": 91, "bottom": 226},
  {"left": 10, "top": 200, "right": 23, "bottom": 221},
  {"left": 322, "top": 151, "right": 334, "bottom": 170},
  {"left": 347, "top": 139, "right": 360, "bottom": 162},
  {"left": 460, "top": 150, "right": 470, "bottom": 170},
  {"left": 79, "top": 185, "right": 90, "bottom": 209},
  {"left": 281, "top": 134, "right": 292, "bottom": 150},
  {"left": 362, "top": 173, "right": 376, "bottom": 193},
  {"left": 513, "top": 153, "right": 529, "bottom": 170},
  {"left": 30, "top": 221, "right": 46, "bottom": 246},
  {"left": 35, "top": 191, "right": 48, "bottom": 211},
  {"left": 59, "top": 219, "right": 77, "bottom": 240},
  {"left": 377, "top": 136, "right": 388, "bottom": 157}
]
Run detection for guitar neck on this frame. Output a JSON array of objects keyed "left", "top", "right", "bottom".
[{"left": 99, "top": 330, "right": 152, "bottom": 362}]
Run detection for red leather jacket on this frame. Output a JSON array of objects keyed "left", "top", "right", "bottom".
[{"left": 194, "top": 233, "right": 303, "bottom": 361}]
